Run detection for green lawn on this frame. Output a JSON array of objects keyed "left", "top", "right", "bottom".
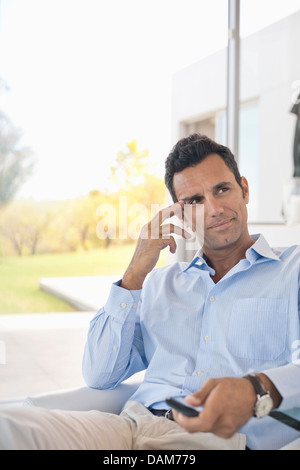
[{"left": 0, "top": 244, "right": 166, "bottom": 314}]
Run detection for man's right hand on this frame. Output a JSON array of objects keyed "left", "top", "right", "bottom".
[{"left": 121, "top": 201, "right": 191, "bottom": 290}]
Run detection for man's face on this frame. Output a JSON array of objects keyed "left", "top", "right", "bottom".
[{"left": 173, "top": 153, "right": 249, "bottom": 252}]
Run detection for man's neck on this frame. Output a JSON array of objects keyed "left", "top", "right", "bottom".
[{"left": 203, "top": 234, "right": 254, "bottom": 283}]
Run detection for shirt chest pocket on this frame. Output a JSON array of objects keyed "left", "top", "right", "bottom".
[{"left": 227, "top": 298, "right": 288, "bottom": 360}]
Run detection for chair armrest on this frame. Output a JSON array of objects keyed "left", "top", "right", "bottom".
[
  {"left": 280, "top": 438, "right": 300, "bottom": 450},
  {"left": 23, "top": 382, "right": 141, "bottom": 414}
]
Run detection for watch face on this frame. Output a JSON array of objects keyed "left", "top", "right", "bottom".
[{"left": 255, "top": 395, "right": 274, "bottom": 418}]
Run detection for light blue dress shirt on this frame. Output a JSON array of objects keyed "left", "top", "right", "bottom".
[{"left": 82, "top": 234, "right": 300, "bottom": 450}]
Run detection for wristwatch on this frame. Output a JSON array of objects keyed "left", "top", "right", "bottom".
[{"left": 244, "top": 374, "right": 274, "bottom": 418}]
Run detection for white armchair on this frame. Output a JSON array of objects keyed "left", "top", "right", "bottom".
[{"left": 22, "top": 381, "right": 141, "bottom": 414}]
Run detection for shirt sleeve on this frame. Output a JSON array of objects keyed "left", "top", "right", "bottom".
[
  {"left": 82, "top": 280, "right": 146, "bottom": 389},
  {"left": 263, "top": 362, "right": 300, "bottom": 410}
]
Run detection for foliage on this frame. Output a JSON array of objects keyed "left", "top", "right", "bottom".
[
  {"left": 110, "top": 139, "right": 149, "bottom": 190},
  {"left": 110, "top": 139, "right": 165, "bottom": 198},
  {"left": 0, "top": 200, "right": 53, "bottom": 256},
  {"left": 0, "top": 111, "right": 34, "bottom": 206},
  {"left": 0, "top": 139, "right": 166, "bottom": 256}
]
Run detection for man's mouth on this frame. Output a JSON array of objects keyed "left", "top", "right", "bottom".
[{"left": 208, "top": 218, "right": 233, "bottom": 231}]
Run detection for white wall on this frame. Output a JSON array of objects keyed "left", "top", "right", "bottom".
[{"left": 171, "top": 11, "right": 300, "bottom": 223}]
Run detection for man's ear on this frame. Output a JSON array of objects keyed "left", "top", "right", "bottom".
[{"left": 241, "top": 176, "right": 249, "bottom": 203}]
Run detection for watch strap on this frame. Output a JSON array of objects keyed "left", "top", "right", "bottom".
[
  {"left": 244, "top": 374, "right": 274, "bottom": 418},
  {"left": 243, "top": 374, "right": 267, "bottom": 397}
]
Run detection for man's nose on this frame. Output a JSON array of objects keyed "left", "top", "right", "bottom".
[{"left": 204, "top": 196, "right": 224, "bottom": 217}]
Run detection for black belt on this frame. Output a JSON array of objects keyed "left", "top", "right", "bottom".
[{"left": 148, "top": 408, "right": 174, "bottom": 420}]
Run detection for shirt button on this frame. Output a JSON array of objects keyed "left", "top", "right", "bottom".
[
  {"left": 196, "top": 370, "right": 203, "bottom": 375},
  {"left": 132, "top": 302, "right": 137, "bottom": 308},
  {"left": 120, "top": 302, "right": 127, "bottom": 308},
  {"left": 112, "top": 345, "right": 117, "bottom": 351},
  {"left": 209, "top": 296, "right": 215, "bottom": 302},
  {"left": 204, "top": 335, "right": 210, "bottom": 342}
]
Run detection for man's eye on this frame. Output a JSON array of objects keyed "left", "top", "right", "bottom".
[
  {"left": 189, "top": 199, "right": 201, "bottom": 204},
  {"left": 219, "top": 187, "right": 229, "bottom": 194}
]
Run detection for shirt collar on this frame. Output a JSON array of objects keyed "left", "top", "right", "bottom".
[
  {"left": 247, "top": 233, "right": 281, "bottom": 261},
  {"left": 184, "top": 233, "right": 280, "bottom": 273},
  {"left": 183, "top": 252, "right": 214, "bottom": 274}
]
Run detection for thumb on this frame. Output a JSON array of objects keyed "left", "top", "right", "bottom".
[
  {"left": 185, "top": 394, "right": 202, "bottom": 406},
  {"left": 185, "top": 378, "right": 219, "bottom": 406}
]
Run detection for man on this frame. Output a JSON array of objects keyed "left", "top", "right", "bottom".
[
  {"left": 82, "top": 133, "right": 300, "bottom": 449},
  {"left": 0, "top": 134, "right": 299, "bottom": 450}
]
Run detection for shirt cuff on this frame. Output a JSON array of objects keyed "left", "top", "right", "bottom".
[
  {"left": 104, "top": 280, "right": 142, "bottom": 323},
  {"left": 263, "top": 363, "right": 300, "bottom": 411}
]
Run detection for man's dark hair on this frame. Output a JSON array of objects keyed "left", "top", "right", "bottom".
[{"left": 164, "top": 133, "right": 243, "bottom": 202}]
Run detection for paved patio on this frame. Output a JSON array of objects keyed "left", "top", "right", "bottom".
[
  {"left": 0, "top": 312, "right": 95, "bottom": 401},
  {"left": 39, "top": 275, "right": 121, "bottom": 311},
  {"left": 0, "top": 276, "right": 121, "bottom": 401}
]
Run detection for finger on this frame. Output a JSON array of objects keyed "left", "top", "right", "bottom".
[
  {"left": 173, "top": 401, "right": 220, "bottom": 434},
  {"left": 172, "top": 410, "right": 208, "bottom": 433},
  {"left": 185, "top": 380, "right": 225, "bottom": 432},
  {"left": 161, "top": 223, "right": 192, "bottom": 239},
  {"left": 185, "top": 379, "right": 219, "bottom": 406},
  {"left": 156, "top": 201, "right": 184, "bottom": 225},
  {"left": 169, "top": 236, "right": 177, "bottom": 254}
]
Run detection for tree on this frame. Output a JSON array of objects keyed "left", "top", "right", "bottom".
[
  {"left": 52, "top": 191, "right": 108, "bottom": 252},
  {"left": 110, "top": 139, "right": 165, "bottom": 201},
  {"left": 99, "top": 140, "right": 166, "bottom": 245},
  {"left": 67, "top": 193, "right": 103, "bottom": 251},
  {"left": 0, "top": 110, "right": 34, "bottom": 206},
  {"left": 110, "top": 139, "right": 152, "bottom": 191},
  {"left": 0, "top": 201, "right": 52, "bottom": 255}
]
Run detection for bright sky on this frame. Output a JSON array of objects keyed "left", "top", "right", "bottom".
[{"left": 0, "top": 0, "right": 300, "bottom": 200}]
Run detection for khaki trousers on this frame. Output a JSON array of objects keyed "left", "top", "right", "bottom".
[{"left": 0, "top": 400, "right": 246, "bottom": 450}]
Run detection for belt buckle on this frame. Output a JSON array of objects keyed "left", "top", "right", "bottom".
[{"left": 164, "top": 409, "right": 173, "bottom": 420}]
